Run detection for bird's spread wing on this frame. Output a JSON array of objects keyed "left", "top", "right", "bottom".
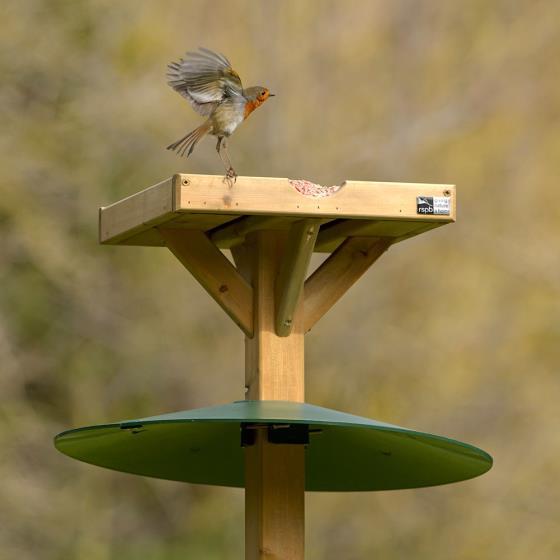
[{"left": 167, "top": 48, "right": 243, "bottom": 116}]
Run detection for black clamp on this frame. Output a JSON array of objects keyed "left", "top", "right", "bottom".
[{"left": 241, "top": 423, "right": 310, "bottom": 446}]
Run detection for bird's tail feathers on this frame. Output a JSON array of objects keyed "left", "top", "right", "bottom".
[{"left": 167, "top": 121, "right": 211, "bottom": 157}]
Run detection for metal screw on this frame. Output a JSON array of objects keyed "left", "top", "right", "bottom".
[
  {"left": 182, "top": 177, "right": 190, "bottom": 186},
  {"left": 443, "top": 189, "right": 451, "bottom": 196}
]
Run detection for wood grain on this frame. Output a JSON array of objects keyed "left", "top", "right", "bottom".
[
  {"left": 159, "top": 228, "right": 254, "bottom": 337},
  {"left": 210, "top": 215, "right": 289, "bottom": 248},
  {"left": 99, "top": 174, "right": 455, "bottom": 246},
  {"left": 100, "top": 177, "right": 176, "bottom": 244},
  {"left": 244, "top": 231, "right": 304, "bottom": 401},
  {"left": 304, "top": 237, "right": 392, "bottom": 332},
  {"left": 176, "top": 174, "right": 455, "bottom": 221},
  {"left": 314, "top": 218, "right": 441, "bottom": 252},
  {"left": 275, "top": 220, "right": 320, "bottom": 337},
  {"left": 243, "top": 230, "right": 306, "bottom": 559},
  {"left": 245, "top": 429, "right": 305, "bottom": 560}
]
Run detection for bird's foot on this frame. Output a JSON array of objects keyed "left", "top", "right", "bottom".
[{"left": 223, "top": 167, "right": 237, "bottom": 187}]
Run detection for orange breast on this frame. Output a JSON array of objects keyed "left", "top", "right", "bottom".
[{"left": 243, "top": 99, "right": 262, "bottom": 119}]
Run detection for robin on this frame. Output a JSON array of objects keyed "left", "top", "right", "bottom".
[{"left": 166, "top": 48, "right": 274, "bottom": 182}]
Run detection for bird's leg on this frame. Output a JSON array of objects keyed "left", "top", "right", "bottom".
[
  {"left": 216, "top": 137, "right": 237, "bottom": 185},
  {"left": 222, "top": 140, "right": 237, "bottom": 181}
]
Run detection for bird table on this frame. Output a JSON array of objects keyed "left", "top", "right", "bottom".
[{"left": 55, "top": 174, "right": 492, "bottom": 559}]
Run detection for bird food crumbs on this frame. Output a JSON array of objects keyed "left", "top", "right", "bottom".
[{"left": 289, "top": 179, "right": 342, "bottom": 198}]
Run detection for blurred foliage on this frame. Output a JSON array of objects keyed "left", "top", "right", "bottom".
[{"left": 1, "top": 0, "right": 559, "bottom": 558}]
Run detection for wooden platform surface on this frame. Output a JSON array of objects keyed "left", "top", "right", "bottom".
[{"left": 99, "top": 174, "right": 455, "bottom": 252}]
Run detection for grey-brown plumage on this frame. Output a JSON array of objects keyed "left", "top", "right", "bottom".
[{"left": 166, "top": 48, "right": 274, "bottom": 182}]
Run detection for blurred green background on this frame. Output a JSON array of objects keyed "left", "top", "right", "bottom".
[{"left": 1, "top": 1, "right": 559, "bottom": 558}]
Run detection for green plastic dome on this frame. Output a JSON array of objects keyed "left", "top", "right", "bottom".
[{"left": 55, "top": 400, "right": 492, "bottom": 491}]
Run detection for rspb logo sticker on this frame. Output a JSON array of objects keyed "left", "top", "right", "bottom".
[{"left": 417, "top": 196, "right": 451, "bottom": 215}]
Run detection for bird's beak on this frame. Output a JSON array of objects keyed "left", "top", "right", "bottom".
[{"left": 269, "top": 93, "right": 276, "bottom": 97}]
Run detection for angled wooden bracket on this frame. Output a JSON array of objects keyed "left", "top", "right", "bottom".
[
  {"left": 159, "top": 228, "right": 254, "bottom": 337},
  {"left": 304, "top": 237, "right": 391, "bottom": 332},
  {"left": 275, "top": 219, "right": 320, "bottom": 337}
]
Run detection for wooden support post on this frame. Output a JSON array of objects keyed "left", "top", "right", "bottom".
[
  {"left": 243, "top": 231, "right": 305, "bottom": 401},
  {"left": 240, "top": 230, "right": 305, "bottom": 560},
  {"left": 245, "top": 430, "right": 305, "bottom": 560}
]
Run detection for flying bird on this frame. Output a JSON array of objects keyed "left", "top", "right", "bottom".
[{"left": 166, "top": 48, "right": 274, "bottom": 183}]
